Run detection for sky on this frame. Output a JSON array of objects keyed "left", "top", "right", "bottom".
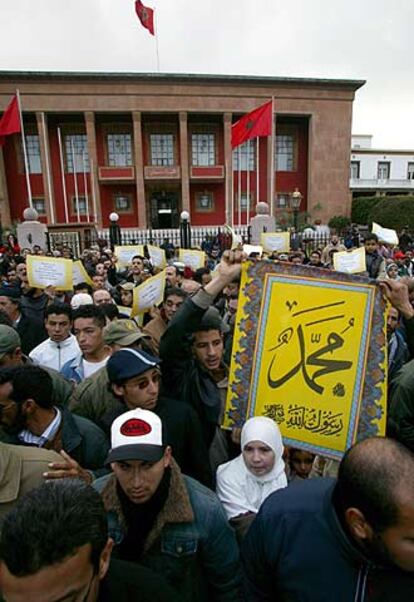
[{"left": 1, "top": 0, "right": 413, "bottom": 149}]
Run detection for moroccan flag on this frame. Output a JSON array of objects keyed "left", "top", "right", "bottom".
[
  {"left": 135, "top": 0, "right": 155, "bottom": 35},
  {"left": 231, "top": 100, "right": 273, "bottom": 148},
  {"left": 0, "top": 95, "right": 20, "bottom": 147}
]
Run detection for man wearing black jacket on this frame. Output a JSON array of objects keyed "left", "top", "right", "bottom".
[
  {"left": 104, "top": 347, "right": 212, "bottom": 487},
  {"left": 243, "top": 437, "right": 414, "bottom": 601},
  {"left": 0, "top": 479, "right": 181, "bottom": 602},
  {"left": 0, "top": 286, "right": 47, "bottom": 355}
]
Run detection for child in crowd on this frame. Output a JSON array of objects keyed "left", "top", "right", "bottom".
[
  {"left": 364, "top": 233, "right": 386, "bottom": 279},
  {"left": 288, "top": 447, "right": 315, "bottom": 480}
]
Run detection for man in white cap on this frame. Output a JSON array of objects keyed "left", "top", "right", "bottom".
[{"left": 93, "top": 408, "right": 241, "bottom": 602}]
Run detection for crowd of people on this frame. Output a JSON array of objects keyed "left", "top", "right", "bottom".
[{"left": 0, "top": 226, "right": 413, "bottom": 600}]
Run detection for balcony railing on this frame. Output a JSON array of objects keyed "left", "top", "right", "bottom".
[{"left": 350, "top": 178, "right": 414, "bottom": 189}]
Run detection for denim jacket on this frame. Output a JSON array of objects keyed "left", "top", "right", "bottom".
[
  {"left": 93, "top": 460, "right": 241, "bottom": 602},
  {"left": 60, "top": 354, "right": 84, "bottom": 384}
]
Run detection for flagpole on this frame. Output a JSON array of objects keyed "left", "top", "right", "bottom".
[
  {"left": 82, "top": 151, "right": 90, "bottom": 223},
  {"left": 16, "top": 90, "right": 33, "bottom": 209},
  {"left": 237, "top": 146, "right": 241, "bottom": 228},
  {"left": 71, "top": 139, "right": 80, "bottom": 222},
  {"left": 154, "top": 5, "right": 160, "bottom": 71},
  {"left": 41, "top": 112, "right": 55, "bottom": 224},
  {"left": 270, "top": 96, "right": 275, "bottom": 216},
  {"left": 256, "top": 137, "right": 260, "bottom": 205},
  {"left": 57, "top": 127, "right": 69, "bottom": 223},
  {"left": 230, "top": 154, "right": 234, "bottom": 227},
  {"left": 246, "top": 139, "right": 250, "bottom": 227}
]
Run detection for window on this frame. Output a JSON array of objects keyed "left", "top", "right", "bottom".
[
  {"left": 192, "top": 134, "right": 215, "bottom": 166},
  {"left": 32, "top": 198, "right": 46, "bottom": 215},
  {"left": 195, "top": 192, "right": 214, "bottom": 212},
  {"left": 276, "top": 193, "right": 289, "bottom": 208},
  {"left": 150, "top": 134, "right": 174, "bottom": 166},
  {"left": 236, "top": 192, "right": 254, "bottom": 210},
  {"left": 232, "top": 142, "right": 255, "bottom": 171},
  {"left": 65, "top": 134, "right": 89, "bottom": 173},
  {"left": 276, "top": 134, "right": 295, "bottom": 171},
  {"left": 350, "top": 161, "right": 360, "bottom": 179},
  {"left": 72, "top": 196, "right": 88, "bottom": 216},
  {"left": 107, "top": 134, "right": 132, "bottom": 167},
  {"left": 26, "top": 135, "right": 42, "bottom": 174},
  {"left": 114, "top": 194, "right": 132, "bottom": 212},
  {"left": 408, "top": 163, "right": 414, "bottom": 180},
  {"left": 377, "top": 162, "right": 390, "bottom": 179}
]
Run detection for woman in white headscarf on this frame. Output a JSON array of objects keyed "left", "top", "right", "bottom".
[{"left": 216, "top": 416, "right": 287, "bottom": 539}]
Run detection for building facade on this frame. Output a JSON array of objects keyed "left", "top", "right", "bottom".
[
  {"left": 0, "top": 72, "right": 364, "bottom": 229},
  {"left": 350, "top": 135, "right": 414, "bottom": 198}
]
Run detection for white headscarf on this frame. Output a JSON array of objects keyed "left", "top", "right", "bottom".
[{"left": 216, "top": 416, "right": 287, "bottom": 519}]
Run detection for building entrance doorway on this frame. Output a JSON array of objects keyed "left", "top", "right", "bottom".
[{"left": 150, "top": 194, "right": 179, "bottom": 229}]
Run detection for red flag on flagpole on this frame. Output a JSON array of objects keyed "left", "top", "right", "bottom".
[
  {"left": 231, "top": 100, "right": 273, "bottom": 149},
  {"left": 0, "top": 95, "right": 21, "bottom": 146},
  {"left": 135, "top": 0, "right": 155, "bottom": 35}
]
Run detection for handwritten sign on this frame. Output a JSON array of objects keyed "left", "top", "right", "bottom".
[
  {"left": 72, "top": 261, "right": 93, "bottom": 286},
  {"left": 178, "top": 249, "right": 205, "bottom": 271},
  {"left": 224, "top": 262, "right": 387, "bottom": 459},
  {"left": 372, "top": 222, "right": 399, "bottom": 246},
  {"left": 147, "top": 244, "right": 166, "bottom": 269},
  {"left": 27, "top": 256, "right": 73, "bottom": 291},
  {"left": 333, "top": 247, "right": 366, "bottom": 274},
  {"left": 132, "top": 271, "right": 166, "bottom": 315},
  {"left": 261, "top": 232, "right": 290, "bottom": 253},
  {"left": 114, "top": 245, "right": 144, "bottom": 269}
]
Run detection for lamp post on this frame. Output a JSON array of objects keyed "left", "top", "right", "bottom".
[
  {"left": 109, "top": 212, "right": 121, "bottom": 250},
  {"left": 290, "top": 188, "right": 302, "bottom": 233},
  {"left": 180, "top": 210, "right": 191, "bottom": 249}
]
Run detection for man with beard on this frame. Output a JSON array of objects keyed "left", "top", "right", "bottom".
[
  {"left": 0, "top": 365, "right": 109, "bottom": 483},
  {"left": 243, "top": 437, "right": 414, "bottom": 601}
]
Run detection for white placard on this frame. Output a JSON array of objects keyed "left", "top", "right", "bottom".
[
  {"left": 261, "top": 232, "right": 290, "bottom": 253},
  {"left": 333, "top": 247, "right": 366, "bottom": 274},
  {"left": 372, "top": 222, "right": 399, "bottom": 246},
  {"left": 243, "top": 244, "right": 263, "bottom": 257},
  {"left": 133, "top": 271, "right": 166, "bottom": 314},
  {"left": 27, "top": 256, "right": 73, "bottom": 291},
  {"left": 178, "top": 249, "right": 206, "bottom": 270},
  {"left": 72, "top": 261, "right": 93, "bottom": 286},
  {"left": 147, "top": 244, "right": 166, "bottom": 269},
  {"left": 114, "top": 245, "right": 144, "bottom": 269}
]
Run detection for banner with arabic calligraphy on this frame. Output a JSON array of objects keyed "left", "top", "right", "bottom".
[{"left": 224, "top": 261, "right": 387, "bottom": 459}]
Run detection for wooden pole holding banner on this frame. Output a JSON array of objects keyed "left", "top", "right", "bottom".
[
  {"left": 15, "top": 90, "right": 33, "bottom": 208},
  {"left": 57, "top": 127, "right": 69, "bottom": 223}
]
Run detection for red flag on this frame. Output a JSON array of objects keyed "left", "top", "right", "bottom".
[
  {"left": 231, "top": 100, "right": 273, "bottom": 148},
  {"left": 135, "top": 0, "right": 155, "bottom": 35},
  {"left": 0, "top": 95, "right": 20, "bottom": 147}
]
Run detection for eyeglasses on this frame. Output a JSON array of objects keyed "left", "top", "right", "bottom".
[{"left": 126, "top": 372, "right": 161, "bottom": 390}]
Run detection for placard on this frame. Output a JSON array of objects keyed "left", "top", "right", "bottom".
[
  {"left": 178, "top": 249, "right": 206, "bottom": 271},
  {"left": 333, "top": 247, "right": 366, "bottom": 274},
  {"left": 147, "top": 244, "right": 167, "bottom": 269},
  {"left": 243, "top": 244, "right": 263, "bottom": 257},
  {"left": 27, "top": 256, "right": 73, "bottom": 291},
  {"left": 372, "top": 222, "right": 399, "bottom": 246},
  {"left": 72, "top": 260, "right": 93, "bottom": 286},
  {"left": 114, "top": 245, "right": 144, "bottom": 269},
  {"left": 261, "top": 232, "right": 290, "bottom": 253},
  {"left": 224, "top": 261, "right": 387, "bottom": 460},
  {"left": 132, "top": 271, "right": 166, "bottom": 314}
]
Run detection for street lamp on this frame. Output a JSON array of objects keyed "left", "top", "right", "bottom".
[
  {"left": 109, "top": 212, "right": 121, "bottom": 249},
  {"left": 290, "top": 188, "right": 302, "bottom": 233},
  {"left": 180, "top": 210, "right": 191, "bottom": 249}
]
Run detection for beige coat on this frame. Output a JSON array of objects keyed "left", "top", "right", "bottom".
[{"left": 0, "top": 443, "right": 61, "bottom": 525}]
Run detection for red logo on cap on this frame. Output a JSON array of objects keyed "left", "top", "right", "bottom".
[{"left": 120, "top": 418, "right": 152, "bottom": 437}]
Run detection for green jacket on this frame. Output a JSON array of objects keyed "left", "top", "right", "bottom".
[{"left": 69, "top": 365, "right": 120, "bottom": 427}]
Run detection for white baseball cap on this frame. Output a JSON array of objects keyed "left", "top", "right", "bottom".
[{"left": 106, "top": 408, "right": 165, "bottom": 464}]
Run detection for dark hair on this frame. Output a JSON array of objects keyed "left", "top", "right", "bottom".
[
  {"left": 44, "top": 303, "right": 72, "bottom": 321},
  {"left": 164, "top": 287, "right": 187, "bottom": 303},
  {"left": 74, "top": 282, "right": 93, "bottom": 295},
  {"left": 193, "top": 267, "right": 211, "bottom": 284},
  {"left": 131, "top": 255, "right": 145, "bottom": 262},
  {"left": 100, "top": 303, "right": 119, "bottom": 321},
  {"left": 8, "top": 365, "right": 53, "bottom": 409},
  {"left": 0, "top": 480, "right": 108, "bottom": 576},
  {"left": 0, "top": 309, "right": 13, "bottom": 327},
  {"left": 364, "top": 233, "right": 379, "bottom": 244},
  {"left": 334, "top": 437, "right": 414, "bottom": 532},
  {"left": 72, "top": 305, "right": 106, "bottom": 329}
]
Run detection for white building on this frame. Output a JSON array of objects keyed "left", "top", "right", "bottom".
[{"left": 350, "top": 135, "right": 414, "bottom": 198}]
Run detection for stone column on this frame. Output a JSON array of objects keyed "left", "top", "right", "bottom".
[
  {"left": 0, "top": 150, "right": 12, "bottom": 228},
  {"left": 132, "top": 111, "right": 147, "bottom": 228},
  {"left": 36, "top": 112, "right": 54, "bottom": 224},
  {"left": 84, "top": 112, "right": 102, "bottom": 227},
  {"left": 223, "top": 112, "right": 233, "bottom": 225},
  {"left": 179, "top": 111, "right": 190, "bottom": 214}
]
